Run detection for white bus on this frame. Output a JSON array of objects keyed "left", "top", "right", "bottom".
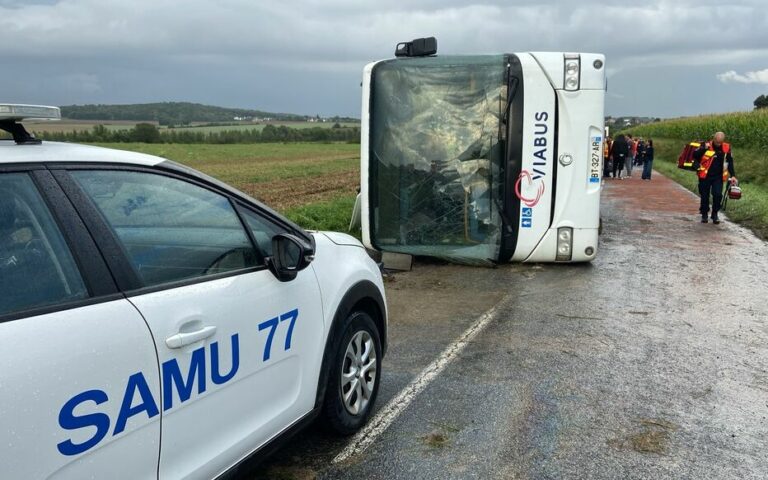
[{"left": 357, "top": 38, "right": 605, "bottom": 264}]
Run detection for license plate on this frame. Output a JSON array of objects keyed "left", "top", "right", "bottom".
[{"left": 589, "top": 136, "right": 602, "bottom": 183}]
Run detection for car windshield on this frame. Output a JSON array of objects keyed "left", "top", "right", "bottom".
[{"left": 369, "top": 55, "right": 507, "bottom": 264}]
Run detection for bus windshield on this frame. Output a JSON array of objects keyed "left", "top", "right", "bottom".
[{"left": 369, "top": 55, "right": 508, "bottom": 264}]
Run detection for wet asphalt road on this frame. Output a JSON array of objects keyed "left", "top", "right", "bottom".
[{"left": 249, "top": 172, "right": 768, "bottom": 479}]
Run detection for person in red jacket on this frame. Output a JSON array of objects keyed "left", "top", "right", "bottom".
[{"left": 693, "top": 131, "right": 736, "bottom": 224}]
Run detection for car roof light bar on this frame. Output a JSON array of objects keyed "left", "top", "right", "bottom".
[
  {"left": 0, "top": 104, "right": 61, "bottom": 121},
  {"left": 0, "top": 104, "right": 60, "bottom": 145}
]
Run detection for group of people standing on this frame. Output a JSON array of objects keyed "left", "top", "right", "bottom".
[{"left": 603, "top": 134, "right": 655, "bottom": 180}]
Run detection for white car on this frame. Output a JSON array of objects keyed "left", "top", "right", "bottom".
[{"left": 0, "top": 105, "right": 387, "bottom": 479}]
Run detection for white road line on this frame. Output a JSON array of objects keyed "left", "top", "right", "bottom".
[{"left": 332, "top": 299, "right": 507, "bottom": 464}]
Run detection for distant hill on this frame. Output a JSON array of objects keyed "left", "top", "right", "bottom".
[{"left": 59, "top": 102, "right": 358, "bottom": 126}]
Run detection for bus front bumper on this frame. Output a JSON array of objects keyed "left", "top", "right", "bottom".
[{"left": 523, "top": 227, "right": 599, "bottom": 263}]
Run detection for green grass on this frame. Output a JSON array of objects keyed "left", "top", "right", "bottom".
[
  {"left": 283, "top": 195, "right": 358, "bottom": 234},
  {"left": 652, "top": 138, "right": 768, "bottom": 239}
]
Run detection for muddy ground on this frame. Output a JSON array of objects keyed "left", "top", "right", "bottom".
[{"left": 246, "top": 170, "right": 359, "bottom": 210}]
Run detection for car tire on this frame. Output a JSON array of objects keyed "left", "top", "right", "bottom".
[{"left": 321, "top": 310, "right": 382, "bottom": 435}]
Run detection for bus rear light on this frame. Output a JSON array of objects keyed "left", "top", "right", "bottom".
[{"left": 556, "top": 227, "right": 574, "bottom": 261}]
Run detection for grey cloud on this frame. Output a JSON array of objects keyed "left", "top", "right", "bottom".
[
  {"left": 1, "top": 0, "right": 767, "bottom": 116},
  {"left": 3, "top": 1, "right": 767, "bottom": 62}
]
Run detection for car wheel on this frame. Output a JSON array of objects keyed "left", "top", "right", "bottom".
[{"left": 321, "top": 310, "right": 381, "bottom": 435}]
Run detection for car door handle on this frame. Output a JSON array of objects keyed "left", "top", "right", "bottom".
[{"left": 165, "top": 326, "right": 217, "bottom": 349}]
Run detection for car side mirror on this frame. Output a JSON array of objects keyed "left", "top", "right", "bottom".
[{"left": 267, "top": 233, "right": 314, "bottom": 282}]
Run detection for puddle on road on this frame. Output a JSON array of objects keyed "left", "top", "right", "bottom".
[
  {"left": 421, "top": 431, "right": 450, "bottom": 449},
  {"left": 419, "top": 420, "right": 462, "bottom": 450},
  {"left": 607, "top": 418, "right": 679, "bottom": 455}
]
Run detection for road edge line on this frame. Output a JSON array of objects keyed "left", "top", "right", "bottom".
[{"left": 331, "top": 297, "right": 507, "bottom": 464}]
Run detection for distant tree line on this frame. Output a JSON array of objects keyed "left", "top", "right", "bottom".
[
  {"left": 60, "top": 102, "right": 359, "bottom": 126},
  {"left": 755, "top": 95, "right": 768, "bottom": 110},
  {"left": 36, "top": 123, "right": 361, "bottom": 144}
]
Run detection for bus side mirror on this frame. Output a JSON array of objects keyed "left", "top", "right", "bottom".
[{"left": 395, "top": 37, "right": 437, "bottom": 57}]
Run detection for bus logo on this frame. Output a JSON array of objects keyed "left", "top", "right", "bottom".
[{"left": 515, "top": 170, "right": 546, "bottom": 207}]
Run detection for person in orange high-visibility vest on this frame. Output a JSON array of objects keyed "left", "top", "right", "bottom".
[{"left": 693, "top": 131, "right": 736, "bottom": 224}]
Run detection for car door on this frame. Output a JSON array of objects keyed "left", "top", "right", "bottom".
[
  {"left": 0, "top": 168, "right": 160, "bottom": 480},
  {"left": 62, "top": 167, "right": 325, "bottom": 479}
]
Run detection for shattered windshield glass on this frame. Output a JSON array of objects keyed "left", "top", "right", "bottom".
[{"left": 370, "top": 55, "right": 506, "bottom": 265}]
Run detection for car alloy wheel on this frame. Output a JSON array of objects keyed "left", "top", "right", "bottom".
[{"left": 341, "top": 330, "right": 377, "bottom": 416}]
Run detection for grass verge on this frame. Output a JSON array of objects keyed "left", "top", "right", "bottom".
[
  {"left": 283, "top": 195, "right": 359, "bottom": 236},
  {"left": 652, "top": 138, "right": 768, "bottom": 239}
]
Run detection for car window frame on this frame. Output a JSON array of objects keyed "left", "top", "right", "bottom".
[
  {"left": 157, "top": 159, "right": 313, "bottom": 245},
  {"left": 49, "top": 162, "right": 309, "bottom": 297},
  {"left": 233, "top": 201, "right": 291, "bottom": 258},
  {"left": 0, "top": 164, "right": 121, "bottom": 324}
]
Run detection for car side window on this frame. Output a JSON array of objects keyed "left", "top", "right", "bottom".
[
  {"left": 239, "top": 208, "right": 288, "bottom": 257},
  {"left": 70, "top": 170, "right": 259, "bottom": 287},
  {"left": 0, "top": 173, "right": 88, "bottom": 316}
]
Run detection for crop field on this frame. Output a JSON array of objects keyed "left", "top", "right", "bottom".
[
  {"left": 628, "top": 109, "right": 768, "bottom": 149},
  {"left": 25, "top": 120, "right": 142, "bottom": 134},
  {"left": 96, "top": 142, "right": 361, "bottom": 232},
  {"left": 165, "top": 122, "right": 359, "bottom": 133},
  {"left": 23, "top": 120, "right": 357, "bottom": 135}
]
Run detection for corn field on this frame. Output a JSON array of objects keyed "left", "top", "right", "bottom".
[{"left": 624, "top": 109, "right": 768, "bottom": 149}]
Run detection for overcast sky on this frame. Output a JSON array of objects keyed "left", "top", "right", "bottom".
[{"left": 1, "top": 0, "right": 767, "bottom": 118}]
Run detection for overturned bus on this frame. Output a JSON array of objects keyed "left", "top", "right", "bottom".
[{"left": 356, "top": 38, "right": 606, "bottom": 265}]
